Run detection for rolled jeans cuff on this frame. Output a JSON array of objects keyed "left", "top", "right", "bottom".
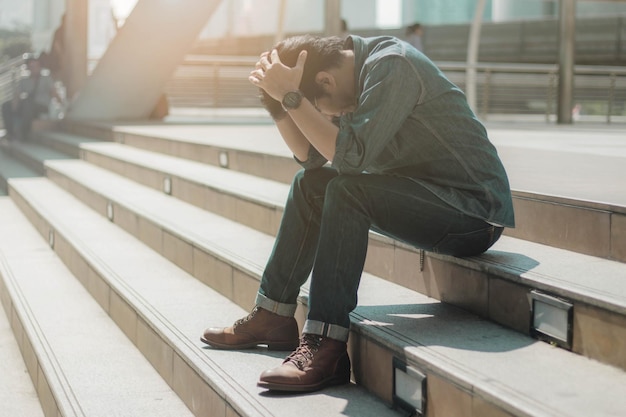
[
  {"left": 255, "top": 292, "right": 297, "bottom": 317},
  {"left": 303, "top": 319, "right": 350, "bottom": 342}
]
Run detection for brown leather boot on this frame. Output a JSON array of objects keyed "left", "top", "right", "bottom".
[
  {"left": 257, "top": 333, "right": 351, "bottom": 392},
  {"left": 200, "top": 306, "right": 299, "bottom": 350}
]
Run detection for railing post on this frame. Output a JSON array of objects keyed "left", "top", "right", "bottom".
[
  {"left": 547, "top": 71, "right": 557, "bottom": 123},
  {"left": 607, "top": 73, "right": 616, "bottom": 124},
  {"left": 481, "top": 69, "right": 491, "bottom": 121},
  {"left": 213, "top": 63, "right": 220, "bottom": 107},
  {"left": 557, "top": 0, "right": 576, "bottom": 124},
  {"left": 466, "top": 0, "right": 487, "bottom": 113}
]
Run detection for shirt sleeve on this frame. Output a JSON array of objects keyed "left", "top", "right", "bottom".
[
  {"left": 332, "top": 55, "right": 421, "bottom": 174},
  {"left": 294, "top": 145, "right": 328, "bottom": 170}
]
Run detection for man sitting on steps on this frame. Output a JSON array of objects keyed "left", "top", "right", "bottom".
[{"left": 200, "top": 34, "right": 515, "bottom": 393}]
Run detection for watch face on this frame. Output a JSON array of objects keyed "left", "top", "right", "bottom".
[{"left": 282, "top": 91, "right": 303, "bottom": 110}]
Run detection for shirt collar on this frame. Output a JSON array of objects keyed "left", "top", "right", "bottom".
[{"left": 345, "top": 35, "right": 367, "bottom": 96}]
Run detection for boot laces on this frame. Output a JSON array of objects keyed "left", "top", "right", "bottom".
[
  {"left": 233, "top": 306, "right": 258, "bottom": 329},
  {"left": 286, "top": 334, "right": 323, "bottom": 370}
]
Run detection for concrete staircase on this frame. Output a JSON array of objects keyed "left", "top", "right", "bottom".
[{"left": 0, "top": 117, "right": 625, "bottom": 417}]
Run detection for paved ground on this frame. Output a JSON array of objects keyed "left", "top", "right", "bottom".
[{"left": 485, "top": 120, "right": 626, "bottom": 208}]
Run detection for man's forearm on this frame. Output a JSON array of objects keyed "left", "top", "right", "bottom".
[
  {"left": 275, "top": 114, "right": 311, "bottom": 162},
  {"left": 286, "top": 98, "right": 338, "bottom": 162}
]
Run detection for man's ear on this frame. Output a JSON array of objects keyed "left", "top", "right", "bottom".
[{"left": 315, "top": 71, "right": 336, "bottom": 93}]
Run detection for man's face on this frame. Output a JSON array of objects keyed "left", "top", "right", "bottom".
[{"left": 313, "top": 75, "right": 357, "bottom": 117}]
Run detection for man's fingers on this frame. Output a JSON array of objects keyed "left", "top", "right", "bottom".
[
  {"left": 295, "top": 50, "right": 308, "bottom": 69},
  {"left": 249, "top": 68, "right": 264, "bottom": 79},
  {"left": 270, "top": 49, "right": 281, "bottom": 64},
  {"left": 259, "top": 55, "right": 271, "bottom": 69},
  {"left": 248, "top": 74, "right": 261, "bottom": 85}
]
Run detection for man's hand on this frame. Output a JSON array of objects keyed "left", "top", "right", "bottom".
[{"left": 249, "top": 49, "right": 308, "bottom": 102}]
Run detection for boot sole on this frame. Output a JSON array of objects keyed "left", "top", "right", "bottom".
[
  {"left": 257, "top": 373, "right": 351, "bottom": 392},
  {"left": 200, "top": 337, "right": 298, "bottom": 351}
]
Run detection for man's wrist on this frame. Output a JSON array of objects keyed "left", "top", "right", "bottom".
[
  {"left": 281, "top": 90, "right": 304, "bottom": 111},
  {"left": 272, "top": 109, "right": 288, "bottom": 121}
]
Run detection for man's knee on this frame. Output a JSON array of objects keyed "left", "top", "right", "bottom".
[
  {"left": 325, "top": 174, "right": 361, "bottom": 197},
  {"left": 293, "top": 168, "right": 337, "bottom": 193}
]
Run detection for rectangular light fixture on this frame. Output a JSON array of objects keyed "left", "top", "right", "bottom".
[
  {"left": 218, "top": 150, "right": 229, "bottom": 168},
  {"left": 393, "top": 357, "right": 427, "bottom": 416},
  {"left": 106, "top": 201, "right": 114, "bottom": 221},
  {"left": 163, "top": 176, "right": 172, "bottom": 195},
  {"left": 529, "top": 290, "right": 573, "bottom": 349}
]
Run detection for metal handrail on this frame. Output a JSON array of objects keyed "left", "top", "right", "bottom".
[
  {"left": 0, "top": 56, "right": 24, "bottom": 75},
  {"left": 0, "top": 58, "right": 24, "bottom": 113},
  {"left": 168, "top": 56, "right": 625, "bottom": 123}
]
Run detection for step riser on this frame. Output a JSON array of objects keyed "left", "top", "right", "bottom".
[
  {"left": 43, "top": 164, "right": 626, "bottom": 373},
  {"left": 508, "top": 195, "right": 626, "bottom": 262},
  {"left": 62, "top": 121, "right": 115, "bottom": 142}
]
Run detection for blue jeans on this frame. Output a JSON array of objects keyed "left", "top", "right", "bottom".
[{"left": 255, "top": 167, "right": 503, "bottom": 341}]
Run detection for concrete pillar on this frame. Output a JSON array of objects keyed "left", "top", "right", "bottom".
[
  {"left": 557, "top": 0, "right": 575, "bottom": 124},
  {"left": 31, "top": 0, "right": 65, "bottom": 55},
  {"left": 466, "top": 0, "right": 487, "bottom": 114},
  {"left": 64, "top": 0, "right": 88, "bottom": 100},
  {"left": 67, "top": 0, "right": 222, "bottom": 120},
  {"left": 324, "top": 0, "right": 342, "bottom": 36},
  {"left": 275, "top": 0, "right": 287, "bottom": 43}
]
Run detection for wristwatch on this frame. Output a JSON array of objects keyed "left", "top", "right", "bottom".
[{"left": 281, "top": 90, "right": 304, "bottom": 111}]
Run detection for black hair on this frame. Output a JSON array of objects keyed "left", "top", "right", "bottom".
[{"left": 259, "top": 35, "right": 346, "bottom": 118}]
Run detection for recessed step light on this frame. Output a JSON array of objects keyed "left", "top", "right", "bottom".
[
  {"left": 163, "top": 176, "right": 172, "bottom": 195},
  {"left": 218, "top": 150, "right": 229, "bottom": 168},
  {"left": 393, "top": 357, "right": 427, "bottom": 416},
  {"left": 106, "top": 201, "right": 114, "bottom": 221},
  {"left": 529, "top": 290, "right": 573, "bottom": 349}
]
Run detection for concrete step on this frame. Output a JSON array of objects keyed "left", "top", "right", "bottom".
[
  {"left": 40, "top": 142, "right": 626, "bottom": 372},
  {"left": 7, "top": 177, "right": 403, "bottom": 417},
  {"left": 52, "top": 121, "right": 626, "bottom": 263},
  {"left": 2, "top": 139, "right": 73, "bottom": 175},
  {"left": 31, "top": 129, "right": 102, "bottom": 159},
  {"left": 0, "top": 271, "right": 45, "bottom": 417},
  {"left": 0, "top": 197, "right": 195, "bottom": 417},
  {"left": 8, "top": 175, "right": 626, "bottom": 417},
  {"left": 0, "top": 144, "right": 40, "bottom": 192}
]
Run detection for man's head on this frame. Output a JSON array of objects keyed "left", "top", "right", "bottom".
[{"left": 261, "top": 35, "right": 357, "bottom": 117}]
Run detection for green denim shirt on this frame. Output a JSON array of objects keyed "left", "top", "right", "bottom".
[{"left": 297, "top": 35, "right": 515, "bottom": 228}]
